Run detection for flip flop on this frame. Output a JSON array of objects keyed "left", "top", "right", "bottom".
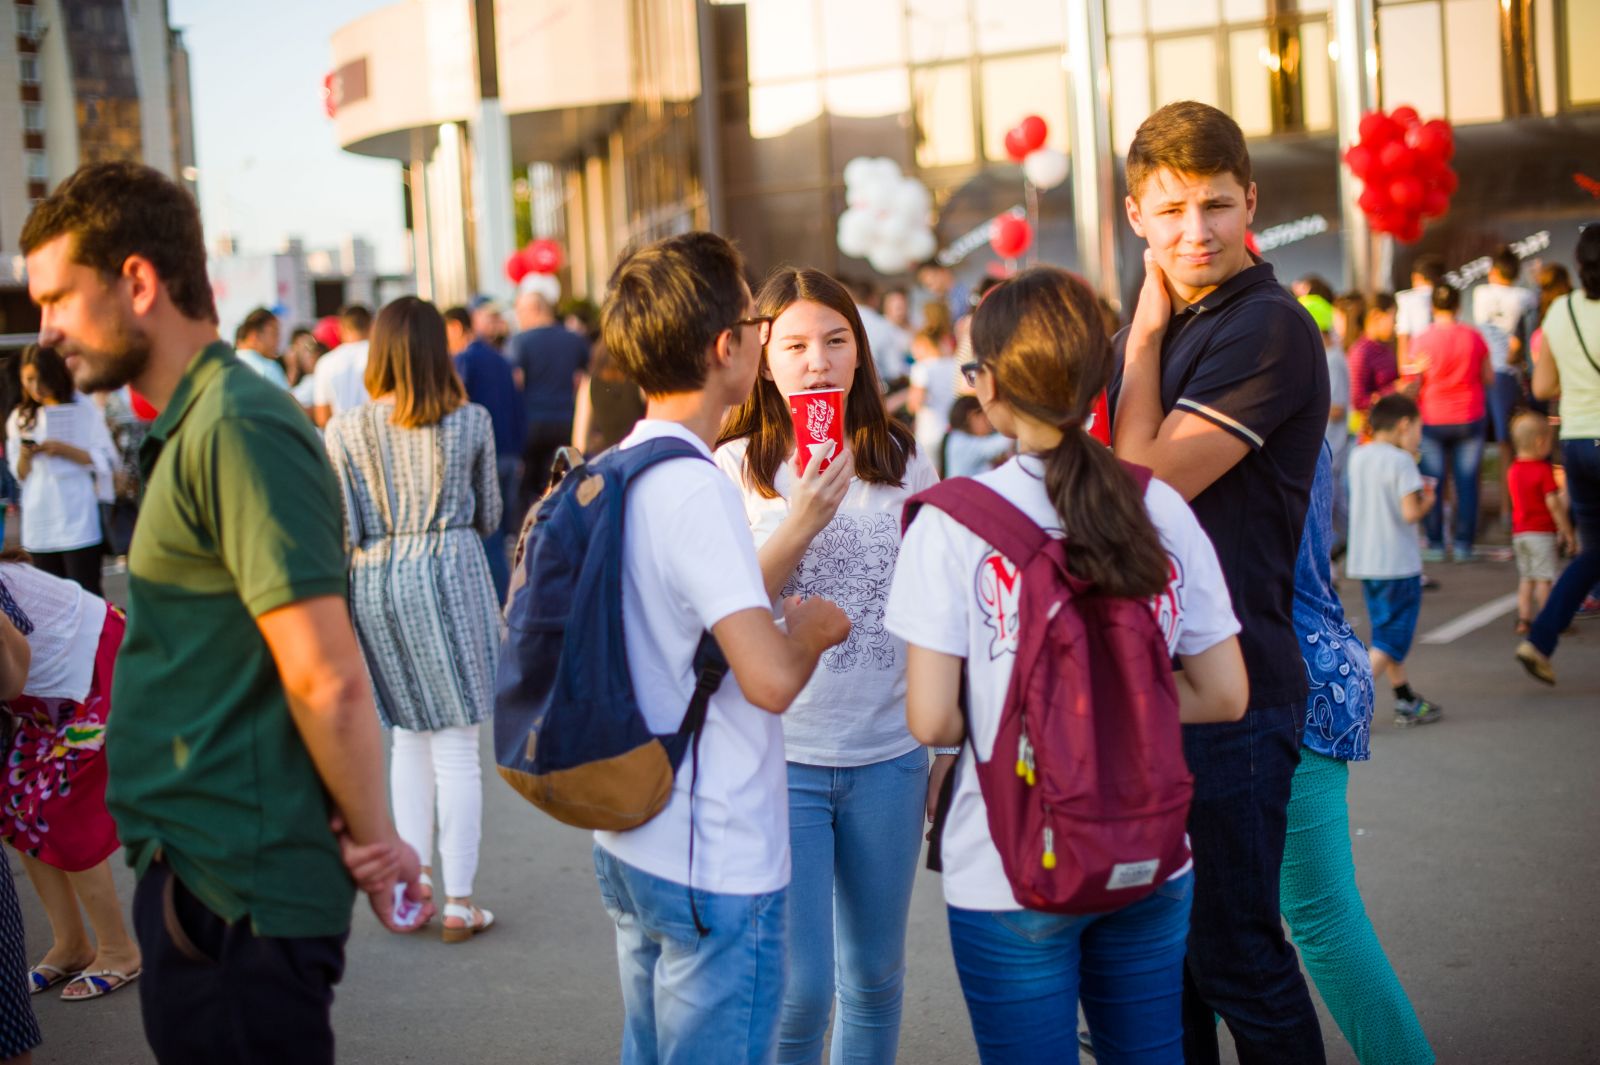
[
  {"left": 27, "top": 963, "right": 74, "bottom": 995},
  {"left": 60, "top": 967, "right": 141, "bottom": 1002}
]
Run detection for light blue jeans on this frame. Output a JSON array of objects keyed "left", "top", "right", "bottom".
[
  {"left": 947, "top": 872, "right": 1194, "bottom": 1065},
  {"left": 593, "top": 845, "right": 787, "bottom": 1065},
  {"left": 780, "top": 747, "right": 928, "bottom": 1065}
]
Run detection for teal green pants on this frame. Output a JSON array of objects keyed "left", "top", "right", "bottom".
[{"left": 1280, "top": 751, "right": 1435, "bottom": 1065}]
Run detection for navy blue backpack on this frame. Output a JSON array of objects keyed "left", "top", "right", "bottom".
[{"left": 494, "top": 437, "right": 729, "bottom": 834}]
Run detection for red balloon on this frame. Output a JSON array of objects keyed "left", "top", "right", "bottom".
[
  {"left": 1358, "top": 184, "right": 1392, "bottom": 216},
  {"left": 1390, "top": 105, "right": 1421, "bottom": 130},
  {"left": 524, "top": 239, "right": 564, "bottom": 275},
  {"left": 1420, "top": 188, "right": 1450, "bottom": 219},
  {"left": 1437, "top": 167, "right": 1459, "bottom": 195},
  {"left": 1394, "top": 216, "right": 1424, "bottom": 244},
  {"left": 1017, "top": 115, "right": 1048, "bottom": 153},
  {"left": 989, "top": 215, "right": 1033, "bottom": 259},
  {"left": 1344, "top": 144, "right": 1376, "bottom": 179},
  {"left": 1378, "top": 140, "right": 1416, "bottom": 176},
  {"left": 1358, "top": 111, "right": 1399, "bottom": 147},
  {"left": 1003, "top": 126, "right": 1032, "bottom": 163},
  {"left": 1389, "top": 175, "right": 1425, "bottom": 211},
  {"left": 1416, "top": 119, "right": 1454, "bottom": 162},
  {"left": 506, "top": 250, "right": 533, "bottom": 284}
]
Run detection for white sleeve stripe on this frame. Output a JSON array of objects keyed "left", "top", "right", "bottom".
[{"left": 1174, "top": 399, "right": 1265, "bottom": 449}]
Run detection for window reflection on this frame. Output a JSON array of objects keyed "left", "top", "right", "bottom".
[
  {"left": 1110, "top": 36, "right": 1151, "bottom": 152},
  {"left": 1153, "top": 35, "right": 1220, "bottom": 109},
  {"left": 908, "top": 0, "right": 972, "bottom": 63},
  {"left": 1565, "top": 0, "right": 1599, "bottom": 104},
  {"left": 747, "top": 0, "right": 820, "bottom": 84},
  {"left": 1377, "top": 2, "right": 1445, "bottom": 118},
  {"left": 750, "top": 81, "right": 824, "bottom": 139},
  {"left": 981, "top": 53, "right": 1069, "bottom": 161},
  {"left": 1148, "top": 0, "right": 1220, "bottom": 33},
  {"left": 913, "top": 62, "right": 975, "bottom": 167},
  {"left": 973, "top": 0, "right": 1066, "bottom": 54},
  {"left": 821, "top": 0, "right": 906, "bottom": 71},
  {"left": 1444, "top": 0, "right": 1502, "bottom": 123},
  {"left": 1299, "top": 20, "right": 1333, "bottom": 131},
  {"left": 1228, "top": 28, "right": 1273, "bottom": 137}
]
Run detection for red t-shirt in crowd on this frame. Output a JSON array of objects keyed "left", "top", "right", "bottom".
[
  {"left": 1414, "top": 321, "right": 1489, "bottom": 426},
  {"left": 1507, "top": 458, "right": 1559, "bottom": 534}
]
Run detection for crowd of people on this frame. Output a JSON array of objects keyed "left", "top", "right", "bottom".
[{"left": 0, "top": 96, "right": 1592, "bottom": 1065}]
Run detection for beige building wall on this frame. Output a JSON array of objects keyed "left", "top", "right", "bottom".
[{"left": 0, "top": 4, "right": 28, "bottom": 266}]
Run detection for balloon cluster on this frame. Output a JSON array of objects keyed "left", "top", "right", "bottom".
[
  {"left": 1004, "top": 114, "right": 1068, "bottom": 191},
  {"left": 836, "top": 157, "right": 937, "bottom": 275},
  {"left": 505, "top": 238, "right": 564, "bottom": 284},
  {"left": 1343, "top": 107, "right": 1457, "bottom": 245}
]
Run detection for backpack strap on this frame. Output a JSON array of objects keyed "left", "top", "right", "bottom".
[
  {"left": 1566, "top": 296, "right": 1600, "bottom": 381},
  {"left": 902, "top": 478, "right": 1053, "bottom": 568}
]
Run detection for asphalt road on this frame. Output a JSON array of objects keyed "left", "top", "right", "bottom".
[{"left": 13, "top": 556, "right": 1600, "bottom": 1064}]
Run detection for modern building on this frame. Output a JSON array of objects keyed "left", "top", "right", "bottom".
[
  {"left": 207, "top": 234, "right": 413, "bottom": 344},
  {"left": 0, "top": 0, "right": 198, "bottom": 338},
  {"left": 329, "top": 0, "right": 1599, "bottom": 311}
]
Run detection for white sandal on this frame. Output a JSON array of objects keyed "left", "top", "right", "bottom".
[{"left": 441, "top": 902, "right": 494, "bottom": 944}]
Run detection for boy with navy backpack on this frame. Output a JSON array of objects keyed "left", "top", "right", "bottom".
[{"left": 565, "top": 233, "right": 850, "bottom": 1064}]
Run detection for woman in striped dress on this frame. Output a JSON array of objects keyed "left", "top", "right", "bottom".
[{"left": 324, "top": 297, "right": 502, "bottom": 944}]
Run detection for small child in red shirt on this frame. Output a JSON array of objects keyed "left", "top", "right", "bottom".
[{"left": 1507, "top": 412, "right": 1573, "bottom": 634}]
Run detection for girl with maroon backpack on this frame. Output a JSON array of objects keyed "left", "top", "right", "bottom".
[{"left": 885, "top": 267, "right": 1248, "bottom": 1064}]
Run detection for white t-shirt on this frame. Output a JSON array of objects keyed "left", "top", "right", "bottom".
[
  {"left": 593, "top": 421, "right": 788, "bottom": 895},
  {"left": 0, "top": 562, "right": 108, "bottom": 701},
  {"left": 910, "top": 356, "right": 959, "bottom": 460},
  {"left": 715, "top": 437, "right": 939, "bottom": 767},
  {"left": 1325, "top": 346, "right": 1351, "bottom": 458},
  {"left": 1396, "top": 286, "right": 1434, "bottom": 341},
  {"left": 311, "top": 341, "right": 370, "bottom": 415},
  {"left": 857, "top": 304, "right": 912, "bottom": 386},
  {"left": 235, "top": 348, "right": 290, "bottom": 389},
  {"left": 1346, "top": 440, "right": 1424, "bottom": 580},
  {"left": 6, "top": 396, "right": 116, "bottom": 553},
  {"left": 1471, "top": 281, "right": 1537, "bottom": 374},
  {"left": 884, "top": 455, "right": 1239, "bottom": 910}
]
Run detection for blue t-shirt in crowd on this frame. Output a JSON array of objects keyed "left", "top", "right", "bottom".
[
  {"left": 454, "top": 338, "right": 525, "bottom": 457},
  {"left": 1293, "top": 443, "right": 1374, "bottom": 761},
  {"left": 511, "top": 325, "right": 590, "bottom": 426}
]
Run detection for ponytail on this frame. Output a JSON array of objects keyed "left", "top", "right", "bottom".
[{"left": 1042, "top": 427, "right": 1170, "bottom": 599}]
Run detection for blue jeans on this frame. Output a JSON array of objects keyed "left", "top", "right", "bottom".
[
  {"left": 1530, "top": 438, "right": 1600, "bottom": 656},
  {"left": 1418, "top": 418, "right": 1485, "bottom": 553},
  {"left": 780, "top": 748, "right": 927, "bottom": 1065},
  {"left": 593, "top": 846, "right": 787, "bottom": 1065},
  {"left": 947, "top": 872, "right": 1194, "bottom": 1065},
  {"left": 482, "top": 455, "right": 519, "bottom": 604},
  {"left": 1181, "top": 704, "right": 1325, "bottom": 1065}
]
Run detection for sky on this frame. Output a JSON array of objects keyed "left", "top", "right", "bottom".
[{"left": 168, "top": 0, "right": 408, "bottom": 271}]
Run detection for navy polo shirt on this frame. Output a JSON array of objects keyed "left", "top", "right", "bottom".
[
  {"left": 1108, "top": 259, "right": 1329, "bottom": 711},
  {"left": 454, "top": 338, "right": 526, "bottom": 457},
  {"left": 511, "top": 325, "right": 591, "bottom": 426}
]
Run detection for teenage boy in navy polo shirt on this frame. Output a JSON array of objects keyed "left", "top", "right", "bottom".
[{"left": 1108, "top": 101, "right": 1331, "bottom": 1065}]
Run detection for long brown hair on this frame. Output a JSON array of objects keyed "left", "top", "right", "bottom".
[
  {"left": 364, "top": 297, "right": 467, "bottom": 428},
  {"left": 717, "top": 267, "right": 915, "bottom": 499},
  {"left": 970, "top": 267, "right": 1169, "bottom": 598},
  {"left": 14, "top": 345, "right": 74, "bottom": 431}
]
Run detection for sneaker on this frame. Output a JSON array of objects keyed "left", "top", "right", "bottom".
[
  {"left": 1515, "top": 641, "right": 1556, "bottom": 685},
  {"left": 1394, "top": 696, "right": 1443, "bottom": 727},
  {"left": 1421, "top": 547, "right": 1447, "bottom": 563},
  {"left": 1451, "top": 547, "right": 1477, "bottom": 563},
  {"left": 1577, "top": 596, "right": 1600, "bottom": 621}
]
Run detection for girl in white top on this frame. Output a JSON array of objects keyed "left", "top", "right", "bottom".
[
  {"left": 5, "top": 346, "right": 115, "bottom": 597},
  {"left": 906, "top": 303, "right": 960, "bottom": 464},
  {"left": 884, "top": 267, "right": 1247, "bottom": 1063},
  {"left": 715, "top": 267, "right": 938, "bottom": 1065}
]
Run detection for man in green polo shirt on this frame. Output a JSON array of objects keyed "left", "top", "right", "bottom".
[{"left": 21, "top": 162, "right": 432, "bottom": 1064}]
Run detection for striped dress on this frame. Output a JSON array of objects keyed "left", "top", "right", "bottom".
[{"left": 324, "top": 401, "right": 503, "bottom": 731}]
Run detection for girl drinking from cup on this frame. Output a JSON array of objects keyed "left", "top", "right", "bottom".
[{"left": 715, "top": 267, "right": 938, "bottom": 1065}]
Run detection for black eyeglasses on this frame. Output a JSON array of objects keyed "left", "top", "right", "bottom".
[
  {"left": 959, "top": 360, "right": 980, "bottom": 387},
  {"left": 734, "top": 315, "right": 774, "bottom": 346}
]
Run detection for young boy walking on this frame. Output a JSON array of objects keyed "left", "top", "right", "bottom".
[
  {"left": 1507, "top": 412, "right": 1573, "bottom": 634},
  {"left": 1347, "top": 394, "right": 1442, "bottom": 727},
  {"left": 591, "top": 232, "right": 851, "bottom": 1064}
]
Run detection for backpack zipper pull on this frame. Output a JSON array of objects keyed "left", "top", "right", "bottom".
[
  {"left": 1015, "top": 733, "right": 1029, "bottom": 781},
  {"left": 1042, "top": 826, "right": 1057, "bottom": 870}
]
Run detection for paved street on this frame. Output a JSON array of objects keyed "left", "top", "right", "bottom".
[{"left": 14, "top": 556, "right": 1600, "bottom": 1064}]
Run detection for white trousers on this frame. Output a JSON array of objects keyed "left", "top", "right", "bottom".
[{"left": 390, "top": 724, "right": 483, "bottom": 899}]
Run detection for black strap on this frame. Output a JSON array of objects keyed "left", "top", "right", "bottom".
[
  {"left": 1567, "top": 298, "right": 1600, "bottom": 380},
  {"left": 679, "top": 635, "right": 728, "bottom": 937},
  {"left": 925, "top": 663, "right": 970, "bottom": 873}
]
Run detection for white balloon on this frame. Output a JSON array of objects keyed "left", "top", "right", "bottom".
[
  {"left": 902, "top": 227, "right": 937, "bottom": 264},
  {"left": 869, "top": 158, "right": 902, "bottom": 188},
  {"left": 837, "top": 208, "right": 875, "bottom": 258},
  {"left": 843, "top": 156, "right": 876, "bottom": 191},
  {"left": 889, "top": 178, "right": 931, "bottom": 220},
  {"left": 868, "top": 245, "right": 912, "bottom": 275},
  {"left": 874, "top": 208, "right": 915, "bottom": 245},
  {"left": 1022, "top": 147, "right": 1070, "bottom": 190}
]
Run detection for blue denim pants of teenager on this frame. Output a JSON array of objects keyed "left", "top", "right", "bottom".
[
  {"left": 1530, "top": 438, "right": 1600, "bottom": 656},
  {"left": 946, "top": 871, "right": 1193, "bottom": 1065},
  {"left": 1181, "top": 703, "right": 1326, "bottom": 1065},
  {"left": 780, "top": 748, "right": 927, "bottom": 1065},
  {"left": 593, "top": 845, "right": 787, "bottom": 1065},
  {"left": 1418, "top": 419, "right": 1485, "bottom": 553}
]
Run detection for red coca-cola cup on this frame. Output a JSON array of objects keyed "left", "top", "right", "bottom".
[{"left": 789, "top": 387, "right": 845, "bottom": 475}]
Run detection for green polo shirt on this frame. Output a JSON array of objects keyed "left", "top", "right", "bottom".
[{"left": 106, "top": 341, "right": 355, "bottom": 937}]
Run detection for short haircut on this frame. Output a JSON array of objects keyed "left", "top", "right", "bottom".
[
  {"left": 340, "top": 303, "right": 373, "bottom": 334},
  {"left": 1368, "top": 392, "right": 1419, "bottom": 433},
  {"left": 1298, "top": 274, "right": 1335, "bottom": 302},
  {"left": 1411, "top": 253, "right": 1447, "bottom": 286},
  {"left": 1431, "top": 283, "right": 1461, "bottom": 313},
  {"left": 1489, "top": 246, "right": 1520, "bottom": 282},
  {"left": 363, "top": 297, "right": 466, "bottom": 428},
  {"left": 441, "top": 306, "right": 472, "bottom": 332},
  {"left": 948, "top": 394, "right": 983, "bottom": 432},
  {"left": 1509, "top": 410, "right": 1552, "bottom": 454},
  {"left": 1369, "top": 291, "right": 1397, "bottom": 315},
  {"left": 602, "top": 232, "right": 747, "bottom": 396},
  {"left": 235, "top": 306, "right": 277, "bottom": 346},
  {"left": 1126, "top": 101, "right": 1251, "bottom": 200},
  {"left": 20, "top": 161, "right": 216, "bottom": 323}
]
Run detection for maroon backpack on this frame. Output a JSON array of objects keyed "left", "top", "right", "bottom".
[{"left": 903, "top": 468, "right": 1193, "bottom": 914}]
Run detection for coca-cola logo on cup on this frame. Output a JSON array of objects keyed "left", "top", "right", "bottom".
[{"left": 806, "top": 399, "right": 834, "bottom": 444}]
